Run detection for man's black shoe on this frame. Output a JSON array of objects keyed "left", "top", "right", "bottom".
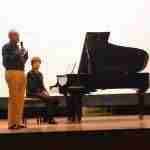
[{"left": 8, "top": 124, "right": 26, "bottom": 130}]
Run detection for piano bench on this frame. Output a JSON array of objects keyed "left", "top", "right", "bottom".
[{"left": 23, "top": 97, "right": 47, "bottom": 126}]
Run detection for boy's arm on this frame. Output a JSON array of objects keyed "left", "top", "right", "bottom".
[{"left": 41, "top": 73, "right": 48, "bottom": 92}]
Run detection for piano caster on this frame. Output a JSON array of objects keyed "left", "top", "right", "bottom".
[{"left": 139, "top": 114, "right": 143, "bottom": 120}]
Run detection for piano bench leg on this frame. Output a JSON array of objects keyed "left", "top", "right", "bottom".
[{"left": 137, "top": 91, "right": 145, "bottom": 120}]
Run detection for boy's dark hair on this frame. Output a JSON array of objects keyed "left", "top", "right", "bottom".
[{"left": 31, "top": 57, "right": 41, "bottom": 65}]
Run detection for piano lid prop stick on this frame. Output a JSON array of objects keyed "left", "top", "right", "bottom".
[
  {"left": 71, "top": 62, "right": 77, "bottom": 74},
  {"left": 85, "top": 43, "right": 92, "bottom": 74}
]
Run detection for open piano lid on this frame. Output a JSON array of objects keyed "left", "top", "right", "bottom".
[{"left": 78, "top": 32, "right": 149, "bottom": 75}]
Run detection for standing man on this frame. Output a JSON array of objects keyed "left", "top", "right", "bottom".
[
  {"left": 26, "top": 57, "right": 58, "bottom": 124},
  {"left": 2, "top": 30, "right": 28, "bottom": 129}
]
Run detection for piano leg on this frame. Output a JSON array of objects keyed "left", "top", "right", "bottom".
[
  {"left": 65, "top": 94, "right": 76, "bottom": 122},
  {"left": 68, "top": 93, "right": 83, "bottom": 123},
  {"left": 74, "top": 94, "right": 82, "bottom": 122},
  {"left": 65, "top": 93, "right": 83, "bottom": 123},
  {"left": 137, "top": 91, "right": 145, "bottom": 120}
]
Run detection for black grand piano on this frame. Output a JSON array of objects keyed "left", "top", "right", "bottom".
[{"left": 55, "top": 32, "right": 149, "bottom": 122}]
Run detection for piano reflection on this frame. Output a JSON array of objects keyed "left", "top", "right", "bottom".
[{"left": 55, "top": 32, "right": 149, "bottom": 122}]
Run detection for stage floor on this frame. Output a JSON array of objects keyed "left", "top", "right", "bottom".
[{"left": 0, "top": 115, "right": 150, "bottom": 134}]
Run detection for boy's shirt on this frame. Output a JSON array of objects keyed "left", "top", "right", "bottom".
[{"left": 26, "top": 70, "right": 46, "bottom": 97}]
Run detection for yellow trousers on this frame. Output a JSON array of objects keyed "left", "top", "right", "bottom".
[{"left": 5, "top": 70, "right": 26, "bottom": 127}]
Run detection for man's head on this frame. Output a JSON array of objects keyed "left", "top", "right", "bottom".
[
  {"left": 31, "top": 57, "right": 41, "bottom": 71},
  {"left": 8, "top": 30, "right": 19, "bottom": 43}
]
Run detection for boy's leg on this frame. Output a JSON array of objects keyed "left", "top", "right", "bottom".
[
  {"left": 46, "top": 101, "right": 57, "bottom": 121},
  {"left": 39, "top": 95, "right": 58, "bottom": 123}
]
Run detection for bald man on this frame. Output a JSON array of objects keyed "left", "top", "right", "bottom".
[{"left": 2, "top": 30, "right": 28, "bottom": 129}]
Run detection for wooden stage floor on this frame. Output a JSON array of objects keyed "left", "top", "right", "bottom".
[{"left": 0, "top": 115, "right": 150, "bottom": 134}]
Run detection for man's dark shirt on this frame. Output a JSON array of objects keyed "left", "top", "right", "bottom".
[
  {"left": 26, "top": 70, "right": 46, "bottom": 97},
  {"left": 2, "top": 42, "right": 28, "bottom": 70}
]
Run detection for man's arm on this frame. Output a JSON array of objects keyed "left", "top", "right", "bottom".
[{"left": 20, "top": 51, "right": 28, "bottom": 64}]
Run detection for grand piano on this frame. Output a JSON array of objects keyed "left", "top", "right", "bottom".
[{"left": 55, "top": 32, "right": 149, "bottom": 122}]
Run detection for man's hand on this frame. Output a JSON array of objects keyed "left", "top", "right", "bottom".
[
  {"left": 16, "top": 49, "right": 28, "bottom": 64},
  {"left": 23, "top": 50, "right": 28, "bottom": 59},
  {"left": 20, "top": 48, "right": 28, "bottom": 56}
]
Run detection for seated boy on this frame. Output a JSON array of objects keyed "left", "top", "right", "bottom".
[{"left": 26, "top": 57, "right": 58, "bottom": 124}]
